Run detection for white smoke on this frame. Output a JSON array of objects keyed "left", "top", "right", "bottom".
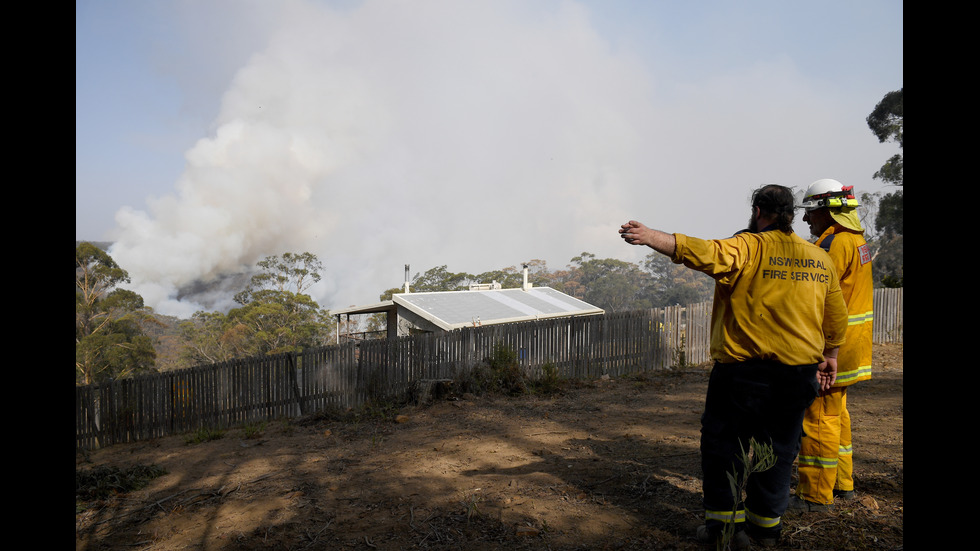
[{"left": 108, "top": 0, "right": 658, "bottom": 317}]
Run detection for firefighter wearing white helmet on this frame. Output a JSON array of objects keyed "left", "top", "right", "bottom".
[
  {"left": 799, "top": 178, "right": 864, "bottom": 233},
  {"left": 789, "top": 179, "right": 874, "bottom": 514}
]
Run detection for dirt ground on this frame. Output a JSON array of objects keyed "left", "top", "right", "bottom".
[{"left": 76, "top": 343, "right": 902, "bottom": 551}]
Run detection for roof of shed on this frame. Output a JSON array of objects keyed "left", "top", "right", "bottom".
[{"left": 333, "top": 287, "right": 604, "bottom": 331}]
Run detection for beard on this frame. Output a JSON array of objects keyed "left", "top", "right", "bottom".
[{"left": 747, "top": 214, "right": 759, "bottom": 233}]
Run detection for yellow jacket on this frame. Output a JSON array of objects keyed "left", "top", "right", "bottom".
[
  {"left": 815, "top": 225, "right": 874, "bottom": 386},
  {"left": 672, "top": 230, "right": 848, "bottom": 366}
]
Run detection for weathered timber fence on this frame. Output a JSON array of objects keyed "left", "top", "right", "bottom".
[
  {"left": 75, "top": 289, "right": 902, "bottom": 450},
  {"left": 75, "top": 353, "right": 303, "bottom": 449},
  {"left": 871, "top": 287, "right": 903, "bottom": 344}
]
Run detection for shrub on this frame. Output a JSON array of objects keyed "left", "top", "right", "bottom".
[
  {"left": 242, "top": 421, "right": 267, "bottom": 439},
  {"left": 184, "top": 426, "right": 225, "bottom": 445},
  {"left": 531, "top": 361, "right": 562, "bottom": 396},
  {"left": 76, "top": 464, "right": 167, "bottom": 501}
]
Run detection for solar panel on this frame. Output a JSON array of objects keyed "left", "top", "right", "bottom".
[{"left": 392, "top": 287, "right": 603, "bottom": 330}]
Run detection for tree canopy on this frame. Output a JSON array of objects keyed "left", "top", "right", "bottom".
[
  {"left": 76, "top": 242, "right": 157, "bottom": 385},
  {"left": 864, "top": 88, "right": 904, "bottom": 287},
  {"left": 179, "top": 252, "right": 335, "bottom": 366},
  {"left": 866, "top": 88, "right": 903, "bottom": 187}
]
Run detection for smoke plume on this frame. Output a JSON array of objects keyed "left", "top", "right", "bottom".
[{"left": 108, "top": 0, "right": 657, "bottom": 317}]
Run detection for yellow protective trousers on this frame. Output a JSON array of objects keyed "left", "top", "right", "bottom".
[{"left": 796, "top": 387, "right": 852, "bottom": 505}]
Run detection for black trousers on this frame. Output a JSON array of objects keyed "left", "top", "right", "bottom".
[{"left": 700, "top": 359, "right": 818, "bottom": 538}]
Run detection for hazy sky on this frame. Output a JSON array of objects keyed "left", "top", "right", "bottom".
[{"left": 76, "top": 0, "right": 903, "bottom": 317}]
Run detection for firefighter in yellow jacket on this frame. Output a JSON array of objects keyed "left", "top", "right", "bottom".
[
  {"left": 620, "top": 184, "right": 848, "bottom": 548},
  {"left": 789, "top": 179, "right": 874, "bottom": 513}
]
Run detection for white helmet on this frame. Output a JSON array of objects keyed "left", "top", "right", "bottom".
[{"left": 799, "top": 178, "right": 859, "bottom": 212}]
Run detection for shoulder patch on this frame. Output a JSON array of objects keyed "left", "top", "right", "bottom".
[
  {"left": 858, "top": 243, "right": 871, "bottom": 265},
  {"left": 818, "top": 234, "right": 834, "bottom": 252}
]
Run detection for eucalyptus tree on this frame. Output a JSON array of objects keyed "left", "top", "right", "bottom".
[
  {"left": 406, "top": 265, "right": 474, "bottom": 292},
  {"left": 866, "top": 88, "right": 903, "bottom": 187},
  {"left": 566, "top": 252, "right": 655, "bottom": 312},
  {"left": 180, "top": 252, "right": 335, "bottom": 362},
  {"left": 865, "top": 88, "right": 904, "bottom": 286},
  {"left": 75, "top": 242, "right": 156, "bottom": 384},
  {"left": 642, "top": 253, "right": 715, "bottom": 307}
]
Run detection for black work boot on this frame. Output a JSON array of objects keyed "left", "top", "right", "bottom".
[
  {"left": 784, "top": 495, "right": 833, "bottom": 516},
  {"left": 696, "top": 525, "right": 751, "bottom": 550}
]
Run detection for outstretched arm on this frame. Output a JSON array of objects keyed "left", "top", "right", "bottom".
[{"left": 619, "top": 220, "right": 677, "bottom": 256}]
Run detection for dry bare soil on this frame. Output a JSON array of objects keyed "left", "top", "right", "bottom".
[{"left": 76, "top": 344, "right": 902, "bottom": 551}]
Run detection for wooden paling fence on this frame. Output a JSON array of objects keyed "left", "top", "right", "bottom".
[
  {"left": 871, "top": 287, "right": 903, "bottom": 344},
  {"left": 76, "top": 289, "right": 902, "bottom": 450},
  {"left": 75, "top": 354, "right": 303, "bottom": 450}
]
